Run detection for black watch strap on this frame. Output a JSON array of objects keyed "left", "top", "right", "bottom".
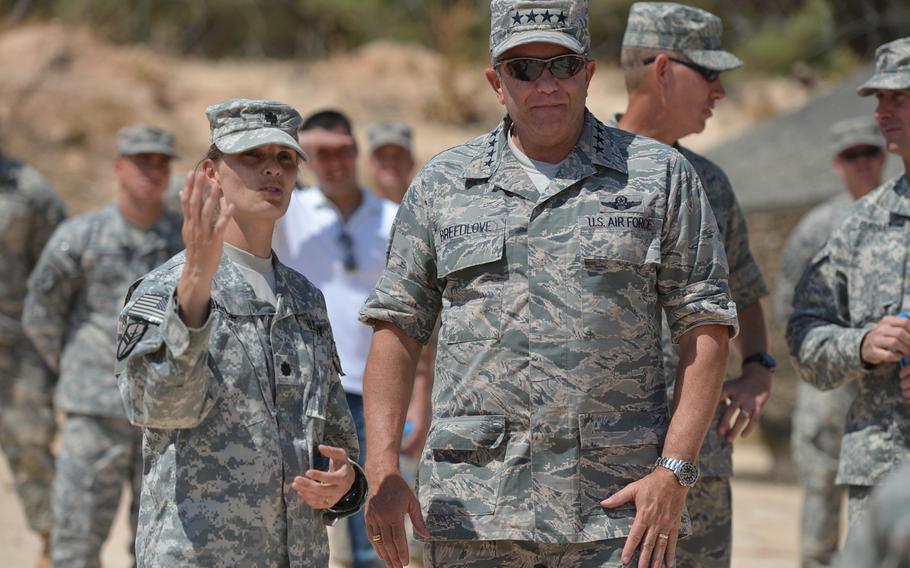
[{"left": 742, "top": 351, "right": 776, "bottom": 370}]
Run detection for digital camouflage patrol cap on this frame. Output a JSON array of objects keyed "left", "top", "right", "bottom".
[
  {"left": 622, "top": 2, "right": 741, "bottom": 72},
  {"left": 118, "top": 125, "right": 177, "bottom": 157},
  {"left": 205, "top": 98, "right": 307, "bottom": 160},
  {"left": 829, "top": 116, "right": 884, "bottom": 155},
  {"left": 858, "top": 37, "right": 910, "bottom": 96},
  {"left": 489, "top": 0, "right": 590, "bottom": 62},
  {"left": 367, "top": 122, "right": 413, "bottom": 153}
]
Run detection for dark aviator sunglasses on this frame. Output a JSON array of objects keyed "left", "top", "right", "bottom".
[
  {"left": 839, "top": 145, "right": 883, "bottom": 161},
  {"left": 642, "top": 55, "right": 721, "bottom": 83},
  {"left": 496, "top": 54, "right": 587, "bottom": 82}
]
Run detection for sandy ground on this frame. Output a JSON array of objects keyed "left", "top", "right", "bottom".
[{"left": 0, "top": 439, "right": 803, "bottom": 568}]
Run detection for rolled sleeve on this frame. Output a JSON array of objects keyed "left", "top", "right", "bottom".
[
  {"left": 658, "top": 155, "right": 739, "bottom": 343},
  {"left": 116, "top": 284, "right": 218, "bottom": 429},
  {"left": 359, "top": 175, "right": 442, "bottom": 345}
]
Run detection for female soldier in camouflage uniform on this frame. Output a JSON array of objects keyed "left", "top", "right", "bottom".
[{"left": 115, "top": 99, "right": 366, "bottom": 567}]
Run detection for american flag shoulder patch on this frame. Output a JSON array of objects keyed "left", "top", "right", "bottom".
[{"left": 127, "top": 293, "right": 169, "bottom": 325}]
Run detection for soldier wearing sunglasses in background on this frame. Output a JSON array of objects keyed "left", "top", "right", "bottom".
[
  {"left": 273, "top": 110, "right": 431, "bottom": 568},
  {"left": 775, "top": 117, "right": 885, "bottom": 568},
  {"left": 788, "top": 36, "right": 910, "bottom": 539},
  {"left": 610, "top": 4, "right": 772, "bottom": 567},
  {"left": 358, "top": 1, "right": 739, "bottom": 567}
]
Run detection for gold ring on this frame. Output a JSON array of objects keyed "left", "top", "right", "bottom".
[
  {"left": 658, "top": 533, "right": 669, "bottom": 540},
  {"left": 371, "top": 535, "right": 383, "bottom": 543}
]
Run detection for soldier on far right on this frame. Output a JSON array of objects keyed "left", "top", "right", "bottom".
[
  {"left": 787, "top": 36, "right": 910, "bottom": 541},
  {"left": 776, "top": 116, "right": 886, "bottom": 568}
]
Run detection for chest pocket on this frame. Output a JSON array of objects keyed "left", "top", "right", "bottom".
[
  {"left": 436, "top": 225, "right": 506, "bottom": 344},
  {"left": 575, "top": 216, "right": 662, "bottom": 338},
  {"left": 844, "top": 224, "right": 909, "bottom": 324}
]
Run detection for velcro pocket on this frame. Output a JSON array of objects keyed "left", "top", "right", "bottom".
[
  {"left": 578, "top": 411, "right": 667, "bottom": 463},
  {"left": 426, "top": 415, "right": 506, "bottom": 451},
  {"left": 436, "top": 229, "right": 505, "bottom": 279}
]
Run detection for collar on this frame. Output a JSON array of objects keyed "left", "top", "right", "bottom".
[
  {"left": 212, "top": 254, "right": 309, "bottom": 320},
  {"left": 463, "top": 110, "right": 629, "bottom": 182},
  {"left": 878, "top": 174, "right": 910, "bottom": 217}
]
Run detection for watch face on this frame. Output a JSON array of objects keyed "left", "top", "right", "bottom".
[{"left": 679, "top": 462, "right": 699, "bottom": 486}]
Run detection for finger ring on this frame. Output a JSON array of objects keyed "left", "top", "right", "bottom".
[
  {"left": 658, "top": 533, "right": 669, "bottom": 540},
  {"left": 370, "top": 535, "right": 382, "bottom": 543},
  {"left": 741, "top": 409, "right": 751, "bottom": 419}
]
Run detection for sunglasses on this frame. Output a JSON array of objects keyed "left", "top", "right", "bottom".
[
  {"left": 839, "top": 145, "right": 883, "bottom": 161},
  {"left": 642, "top": 56, "right": 721, "bottom": 83},
  {"left": 496, "top": 54, "right": 587, "bottom": 82},
  {"left": 337, "top": 230, "right": 357, "bottom": 272}
]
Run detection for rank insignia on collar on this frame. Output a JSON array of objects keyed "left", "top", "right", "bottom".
[
  {"left": 602, "top": 195, "right": 641, "bottom": 210},
  {"left": 128, "top": 293, "right": 169, "bottom": 325},
  {"left": 117, "top": 320, "right": 149, "bottom": 361}
]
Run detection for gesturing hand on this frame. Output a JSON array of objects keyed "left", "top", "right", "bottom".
[
  {"left": 717, "top": 365, "right": 772, "bottom": 442},
  {"left": 292, "top": 445, "right": 356, "bottom": 509},
  {"left": 176, "top": 170, "right": 234, "bottom": 328},
  {"left": 860, "top": 315, "right": 910, "bottom": 366}
]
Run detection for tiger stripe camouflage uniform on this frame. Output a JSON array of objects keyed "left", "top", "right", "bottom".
[
  {"left": 359, "top": 99, "right": 739, "bottom": 565},
  {"left": 0, "top": 154, "right": 65, "bottom": 541},
  {"left": 787, "top": 37, "right": 910, "bottom": 537}
]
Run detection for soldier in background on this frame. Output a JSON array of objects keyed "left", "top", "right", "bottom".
[
  {"left": 23, "top": 125, "right": 183, "bottom": 568},
  {"left": 366, "top": 122, "right": 416, "bottom": 204},
  {"left": 835, "top": 459, "right": 910, "bottom": 567},
  {"left": 775, "top": 117, "right": 886, "bottom": 568},
  {"left": 0, "top": 148, "right": 65, "bottom": 566},
  {"left": 612, "top": 4, "right": 772, "bottom": 566},
  {"left": 788, "top": 37, "right": 910, "bottom": 536},
  {"left": 359, "top": 0, "right": 739, "bottom": 566}
]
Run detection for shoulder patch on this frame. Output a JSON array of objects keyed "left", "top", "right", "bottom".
[
  {"left": 117, "top": 320, "right": 149, "bottom": 361},
  {"left": 128, "top": 293, "right": 169, "bottom": 325}
]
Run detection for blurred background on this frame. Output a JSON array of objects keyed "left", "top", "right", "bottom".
[{"left": 0, "top": 1, "right": 907, "bottom": 566}]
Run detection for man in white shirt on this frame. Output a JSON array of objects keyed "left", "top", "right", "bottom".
[{"left": 274, "top": 110, "right": 426, "bottom": 568}]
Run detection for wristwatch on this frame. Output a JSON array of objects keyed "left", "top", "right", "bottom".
[
  {"left": 654, "top": 457, "right": 699, "bottom": 487},
  {"left": 742, "top": 351, "right": 776, "bottom": 371}
]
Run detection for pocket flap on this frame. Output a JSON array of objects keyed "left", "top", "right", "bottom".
[
  {"left": 579, "top": 217, "right": 661, "bottom": 265},
  {"left": 437, "top": 226, "right": 505, "bottom": 279},
  {"left": 578, "top": 411, "right": 668, "bottom": 449},
  {"left": 427, "top": 415, "right": 506, "bottom": 451}
]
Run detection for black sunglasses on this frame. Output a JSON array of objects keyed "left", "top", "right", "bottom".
[
  {"left": 642, "top": 55, "right": 721, "bottom": 83},
  {"left": 839, "top": 145, "right": 883, "bottom": 161},
  {"left": 337, "top": 230, "right": 357, "bottom": 272},
  {"left": 496, "top": 54, "right": 587, "bottom": 82}
]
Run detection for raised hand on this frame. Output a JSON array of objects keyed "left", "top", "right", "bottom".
[{"left": 176, "top": 170, "right": 234, "bottom": 328}]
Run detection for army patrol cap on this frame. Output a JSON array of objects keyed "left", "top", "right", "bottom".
[
  {"left": 858, "top": 37, "right": 910, "bottom": 96},
  {"left": 622, "top": 2, "right": 742, "bottom": 72},
  {"left": 489, "top": 0, "right": 590, "bottom": 62},
  {"left": 118, "top": 125, "right": 177, "bottom": 157},
  {"left": 205, "top": 98, "right": 307, "bottom": 160},
  {"left": 367, "top": 122, "right": 413, "bottom": 153},
  {"left": 829, "top": 116, "right": 884, "bottom": 155}
]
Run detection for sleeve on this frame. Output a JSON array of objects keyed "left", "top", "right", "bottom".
[
  {"left": 773, "top": 213, "right": 829, "bottom": 325},
  {"left": 22, "top": 222, "right": 84, "bottom": 373},
  {"left": 358, "top": 172, "right": 442, "bottom": 345},
  {"left": 321, "top": 369, "right": 368, "bottom": 525},
  {"left": 717, "top": 176, "right": 768, "bottom": 310},
  {"left": 786, "top": 241, "right": 872, "bottom": 391},
  {"left": 657, "top": 154, "right": 739, "bottom": 343},
  {"left": 115, "top": 279, "right": 219, "bottom": 429}
]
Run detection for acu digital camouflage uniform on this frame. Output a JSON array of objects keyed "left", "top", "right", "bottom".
[
  {"left": 0, "top": 154, "right": 65, "bottom": 538},
  {"left": 788, "top": 37, "right": 910, "bottom": 535},
  {"left": 786, "top": 174, "right": 910, "bottom": 530},
  {"left": 23, "top": 124, "right": 183, "bottom": 568},
  {"left": 116, "top": 251, "right": 364, "bottom": 567},
  {"left": 617, "top": 4, "right": 762, "bottom": 567},
  {"left": 776, "top": 116, "right": 882, "bottom": 568},
  {"left": 359, "top": 102, "right": 738, "bottom": 565}
]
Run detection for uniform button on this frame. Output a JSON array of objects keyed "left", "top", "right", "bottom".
[{"left": 280, "top": 361, "right": 292, "bottom": 376}]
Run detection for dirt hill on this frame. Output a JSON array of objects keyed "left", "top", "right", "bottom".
[{"left": 0, "top": 22, "right": 818, "bottom": 214}]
